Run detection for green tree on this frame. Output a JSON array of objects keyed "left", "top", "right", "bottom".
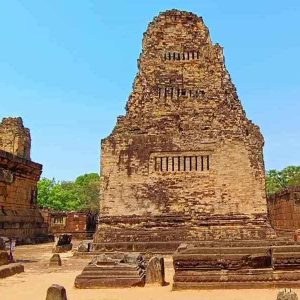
[
  {"left": 266, "top": 166, "right": 300, "bottom": 196},
  {"left": 37, "top": 173, "right": 100, "bottom": 212},
  {"left": 74, "top": 173, "right": 100, "bottom": 213},
  {"left": 36, "top": 178, "right": 56, "bottom": 208}
]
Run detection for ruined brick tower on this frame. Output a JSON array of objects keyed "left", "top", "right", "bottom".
[
  {"left": 94, "top": 10, "right": 275, "bottom": 252},
  {"left": 0, "top": 117, "right": 48, "bottom": 242},
  {"left": 0, "top": 117, "right": 31, "bottom": 160}
]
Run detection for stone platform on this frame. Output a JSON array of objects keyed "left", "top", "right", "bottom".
[
  {"left": 74, "top": 253, "right": 146, "bottom": 288},
  {"left": 93, "top": 214, "right": 275, "bottom": 253},
  {"left": 0, "top": 263, "right": 24, "bottom": 279},
  {"left": 173, "top": 243, "right": 300, "bottom": 290}
]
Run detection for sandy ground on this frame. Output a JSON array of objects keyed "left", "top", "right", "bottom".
[{"left": 0, "top": 242, "right": 299, "bottom": 300}]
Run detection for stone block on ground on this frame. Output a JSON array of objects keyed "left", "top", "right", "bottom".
[
  {"left": 49, "top": 254, "right": 62, "bottom": 267},
  {"left": 277, "top": 289, "right": 298, "bottom": 300},
  {"left": 0, "top": 237, "right": 5, "bottom": 250},
  {"left": 46, "top": 284, "right": 68, "bottom": 300},
  {"left": 0, "top": 250, "right": 9, "bottom": 266},
  {"left": 52, "top": 234, "right": 72, "bottom": 253},
  {"left": 74, "top": 253, "right": 146, "bottom": 288},
  {"left": 173, "top": 243, "right": 300, "bottom": 290},
  {"left": 52, "top": 244, "right": 72, "bottom": 253},
  {"left": 146, "top": 256, "right": 165, "bottom": 286},
  {"left": 0, "top": 263, "right": 24, "bottom": 278},
  {"left": 77, "top": 241, "right": 91, "bottom": 252},
  {"left": 56, "top": 234, "right": 72, "bottom": 246}
]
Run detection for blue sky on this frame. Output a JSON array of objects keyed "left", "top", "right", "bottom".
[{"left": 0, "top": 1, "right": 299, "bottom": 180}]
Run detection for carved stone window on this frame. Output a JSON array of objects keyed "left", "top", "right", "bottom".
[
  {"left": 157, "top": 86, "right": 205, "bottom": 100},
  {"left": 164, "top": 51, "right": 200, "bottom": 61},
  {"left": 154, "top": 155, "right": 210, "bottom": 173},
  {"left": 51, "top": 216, "right": 66, "bottom": 225}
]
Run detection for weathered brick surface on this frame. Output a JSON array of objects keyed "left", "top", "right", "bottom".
[
  {"left": 41, "top": 210, "right": 96, "bottom": 239},
  {"left": 0, "top": 117, "right": 48, "bottom": 242},
  {"left": 268, "top": 187, "right": 300, "bottom": 236},
  {"left": 94, "top": 10, "right": 275, "bottom": 251},
  {"left": 172, "top": 243, "right": 300, "bottom": 289},
  {"left": 74, "top": 253, "right": 146, "bottom": 288},
  {"left": 0, "top": 117, "right": 31, "bottom": 160}
]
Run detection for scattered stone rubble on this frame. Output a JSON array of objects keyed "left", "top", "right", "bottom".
[
  {"left": 74, "top": 253, "right": 146, "bottom": 288},
  {"left": 77, "top": 240, "right": 92, "bottom": 252},
  {"left": 0, "top": 247, "right": 24, "bottom": 278},
  {"left": 277, "top": 289, "right": 298, "bottom": 300}
]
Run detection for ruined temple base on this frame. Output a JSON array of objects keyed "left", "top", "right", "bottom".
[
  {"left": 173, "top": 275, "right": 300, "bottom": 290},
  {"left": 0, "top": 207, "right": 49, "bottom": 244},
  {"left": 172, "top": 243, "right": 300, "bottom": 290},
  {"left": 2, "top": 242, "right": 300, "bottom": 300},
  {"left": 74, "top": 253, "right": 146, "bottom": 288},
  {"left": 93, "top": 214, "right": 277, "bottom": 253}
]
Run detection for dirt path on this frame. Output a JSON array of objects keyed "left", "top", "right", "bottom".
[{"left": 0, "top": 242, "right": 298, "bottom": 300}]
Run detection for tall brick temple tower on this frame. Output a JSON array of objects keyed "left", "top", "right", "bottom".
[
  {"left": 0, "top": 117, "right": 48, "bottom": 242},
  {"left": 94, "top": 10, "right": 275, "bottom": 252}
]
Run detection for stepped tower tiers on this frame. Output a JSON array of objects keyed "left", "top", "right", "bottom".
[
  {"left": 94, "top": 10, "right": 275, "bottom": 252},
  {"left": 0, "top": 117, "right": 48, "bottom": 242}
]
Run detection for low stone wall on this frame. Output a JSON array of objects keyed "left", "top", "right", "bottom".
[
  {"left": 41, "top": 210, "right": 96, "bottom": 239},
  {"left": 173, "top": 242, "right": 300, "bottom": 289},
  {"left": 268, "top": 187, "right": 300, "bottom": 236}
]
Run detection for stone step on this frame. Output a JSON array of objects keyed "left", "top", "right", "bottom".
[{"left": 75, "top": 276, "right": 145, "bottom": 288}]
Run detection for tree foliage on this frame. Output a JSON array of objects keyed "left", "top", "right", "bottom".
[
  {"left": 266, "top": 166, "right": 300, "bottom": 195},
  {"left": 37, "top": 173, "right": 100, "bottom": 212}
]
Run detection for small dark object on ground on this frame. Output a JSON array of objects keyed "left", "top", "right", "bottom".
[
  {"left": 49, "top": 254, "right": 62, "bottom": 267},
  {"left": 46, "top": 284, "right": 68, "bottom": 300},
  {"left": 277, "top": 289, "right": 298, "bottom": 300},
  {"left": 52, "top": 234, "right": 72, "bottom": 253},
  {"left": 77, "top": 241, "right": 92, "bottom": 252}
]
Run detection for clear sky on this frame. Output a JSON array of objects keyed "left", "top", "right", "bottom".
[{"left": 0, "top": 1, "right": 299, "bottom": 181}]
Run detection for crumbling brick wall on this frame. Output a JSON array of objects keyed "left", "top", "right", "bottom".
[
  {"left": 41, "top": 210, "right": 92, "bottom": 239},
  {"left": 0, "top": 117, "right": 31, "bottom": 160},
  {"left": 0, "top": 117, "right": 47, "bottom": 242},
  {"left": 94, "top": 10, "right": 274, "bottom": 251},
  {"left": 268, "top": 187, "right": 300, "bottom": 234}
]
